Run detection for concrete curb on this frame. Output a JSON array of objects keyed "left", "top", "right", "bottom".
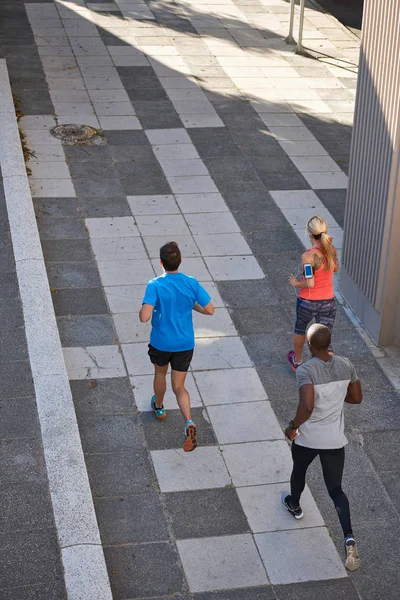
[{"left": 0, "top": 59, "right": 113, "bottom": 600}]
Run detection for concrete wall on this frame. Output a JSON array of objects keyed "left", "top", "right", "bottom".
[{"left": 341, "top": 0, "right": 400, "bottom": 346}]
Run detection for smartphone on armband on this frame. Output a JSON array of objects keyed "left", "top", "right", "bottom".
[{"left": 303, "top": 263, "right": 314, "bottom": 279}]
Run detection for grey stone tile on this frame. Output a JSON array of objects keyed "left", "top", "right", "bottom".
[
  {"left": 194, "top": 589, "right": 274, "bottom": 600},
  {"left": 103, "top": 130, "right": 150, "bottom": 146},
  {"left": 115, "top": 160, "right": 166, "bottom": 180},
  {"left": 33, "top": 197, "right": 79, "bottom": 218},
  {"left": 0, "top": 329, "right": 29, "bottom": 362},
  {"left": 246, "top": 229, "right": 303, "bottom": 253},
  {"left": 72, "top": 177, "right": 125, "bottom": 198},
  {"left": 120, "top": 75, "right": 163, "bottom": 90},
  {"left": 68, "top": 160, "right": 117, "bottom": 180},
  {"left": 120, "top": 175, "right": 171, "bottom": 196},
  {"left": 363, "top": 430, "right": 400, "bottom": 473},
  {"left": 56, "top": 315, "right": 116, "bottom": 347},
  {"left": 79, "top": 414, "right": 146, "bottom": 453},
  {"left": 126, "top": 87, "right": 170, "bottom": 101},
  {"left": 0, "top": 397, "right": 39, "bottom": 438},
  {"left": 41, "top": 239, "right": 92, "bottom": 262},
  {"left": 257, "top": 365, "right": 298, "bottom": 425},
  {"left": 117, "top": 66, "right": 155, "bottom": 78},
  {"left": 0, "top": 297, "right": 23, "bottom": 328},
  {"left": 0, "top": 361, "right": 34, "bottom": 399},
  {"left": 104, "top": 542, "right": 185, "bottom": 599},
  {"left": 217, "top": 279, "right": 280, "bottom": 307},
  {"left": 70, "top": 377, "right": 135, "bottom": 418},
  {"left": 133, "top": 101, "right": 183, "bottom": 129},
  {"left": 204, "top": 157, "right": 260, "bottom": 186},
  {"left": 86, "top": 451, "right": 156, "bottom": 497},
  {"left": 109, "top": 144, "right": 158, "bottom": 163},
  {"left": 51, "top": 288, "right": 108, "bottom": 316},
  {"left": 63, "top": 145, "right": 113, "bottom": 163},
  {"left": 94, "top": 492, "right": 169, "bottom": 544},
  {"left": 140, "top": 407, "right": 217, "bottom": 451},
  {"left": 37, "top": 216, "right": 87, "bottom": 240},
  {"left": 274, "top": 578, "right": 359, "bottom": 600},
  {"left": 1, "top": 581, "right": 67, "bottom": 600},
  {"left": 242, "top": 331, "right": 294, "bottom": 367},
  {"left": 164, "top": 488, "right": 250, "bottom": 539},
  {"left": 46, "top": 262, "right": 101, "bottom": 289},
  {"left": 0, "top": 437, "right": 47, "bottom": 486},
  {"left": 0, "top": 482, "right": 54, "bottom": 534},
  {"left": 79, "top": 195, "right": 132, "bottom": 218},
  {"left": 0, "top": 529, "right": 64, "bottom": 589},
  {"left": 230, "top": 306, "right": 293, "bottom": 335},
  {"left": 315, "top": 189, "right": 346, "bottom": 228}
]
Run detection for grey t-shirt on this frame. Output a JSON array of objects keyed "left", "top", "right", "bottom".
[{"left": 295, "top": 355, "right": 358, "bottom": 450}]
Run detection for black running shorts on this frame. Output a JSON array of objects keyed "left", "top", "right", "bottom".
[{"left": 148, "top": 344, "right": 194, "bottom": 372}]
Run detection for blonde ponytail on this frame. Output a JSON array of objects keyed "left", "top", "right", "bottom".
[{"left": 306, "top": 216, "right": 336, "bottom": 271}]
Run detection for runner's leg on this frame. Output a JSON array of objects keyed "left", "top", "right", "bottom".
[
  {"left": 153, "top": 364, "right": 168, "bottom": 409},
  {"left": 320, "top": 447, "right": 353, "bottom": 538},
  {"left": 171, "top": 369, "right": 191, "bottom": 422},
  {"left": 290, "top": 442, "right": 318, "bottom": 506}
]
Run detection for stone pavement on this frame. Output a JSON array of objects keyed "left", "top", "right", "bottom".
[
  {"left": 0, "top": 168, "right": 67, "bottom": 596},
  {"left": 1, "top": 0, "right": 400, "bottom": 598}
]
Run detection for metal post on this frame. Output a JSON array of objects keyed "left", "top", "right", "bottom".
[
  {"left": 286, "top": 0, "right": 297, "bottom": 44},
  {"left": 296, "top": 0, "right": 306, "bottom": 54}
]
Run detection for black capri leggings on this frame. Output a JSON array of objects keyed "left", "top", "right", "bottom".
[{"left": 290, "top": 441, "right": 353, "bottom": 538}]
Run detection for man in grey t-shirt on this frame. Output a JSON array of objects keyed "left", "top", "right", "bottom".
[{"left": 283, "top": 324, "right": 362, "bottom": 572}]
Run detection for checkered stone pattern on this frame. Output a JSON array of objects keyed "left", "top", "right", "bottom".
[{"left": 18, "top": 0, "right": 360, "bottom": 597}]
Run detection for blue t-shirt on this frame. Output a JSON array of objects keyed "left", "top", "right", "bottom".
[{"left": 142, "top": 272, "right": 211, "bottom": 352}]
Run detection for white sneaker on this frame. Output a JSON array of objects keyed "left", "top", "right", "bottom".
[{"left": 345, "top": 539, "right": 360, "bottom": 571}]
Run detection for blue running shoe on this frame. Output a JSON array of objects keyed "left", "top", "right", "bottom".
[{"left": 151, "top": 396, "right": 167, "bottom": 420}]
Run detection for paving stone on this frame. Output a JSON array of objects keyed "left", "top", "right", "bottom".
[
  {"left": 0, "top": 297, "right": 24, "bottom": 329},
  {"left": 255, "top": 528, "right": 346, "bottom": 584},
  {"left": 1, "top": 581, "right": 67, "bottom": 600},
  {"left": 193, "top": 588, "right": 274, "bottom": 600},
  {"left": 230, "top": 305, "right": 293, "bottom": 335},
  {"left": 177, "top": 534, "right": 269, "bottom": 593},
  {"left": 78, "top": 414, "right": 145, "bottom": 453},
  {"left": 104, "top": 542, "right": 185, "bottom": 599},
  {"left": 41, "top": 239, "right": 92, "bottom": 262},
  {"left": 315, "top": 189, "right": 346, "bottom": 228},
  {"left": 141, "top": 407, "right": 216, "bottom": 451},
  {"left": 205, "top": 255, "right": 264, "bottom": 280},
  {"left": 209, "top": 401, "right": 283, "bottom": 444},
  {"left": 0, "top": 329, "right": 29, "bottom": 363},
  {"left": 37, "top": 216, "right": 87, "bottom": 240},
  {"left": 63, "top": 345, "right": 125, "bottom": 380},
  {"left": 57, "top": 315, "right": 116, "bottom": 347},
  {"left": 0, "top": 481, "right": 54, "bottom": 534},
  {"left": 133, "top": 101, "right": 183, "bottom": 129},
  {"left": 0, "top": 397, "right": 39, "bottom": 439},
  {"left": 46, "top": 261, "right": 101, "bottom": 289},
  {"left": 222, "top": 440, "right": 293, "bottom": 486},
  {"left": 51, "top": 288, "right": 108, "bottom": 317},
  {"left": 79, "top": 195, "right": 133, "bottom": 218},
  {"left": 94, "top": 492, "right": 168, "bottom": 545},
  {"left": 164, "top": 488, "right": 250, "bottom": 539},
  {"left": 151, "top": 446, "right": 231, "bottom": 492},
  {"left": 70, "top": 377, "right": 135, "bottom": 418},
  {"left": 91, "top": 237, "right": 147, "bottom": 261},
  {"left": 72, "top": 177, "right": 125, "bottom": 198},
  {"left": 216, "top": 279, "right": 279, "bottom": 307},
  {"left": 136, "top": 213, "right": 190, "bottom": 236},
  {"left": 113, "top": 312, "right": 151, "bottom": 343},
  {"left": 0, "top": 529, "right": 65, "bottom": 589},
  {"left": 86, "top": 216, "right": 139, "bottom": 239},
  {"left": 237, "top": 483, "right": 324, "bottom": 534},
  {"left": 97, "top": 258, "right": 155, "bottom": 286},
  {"left": 0, "top": 361, "right": 34, "bottom": 399},
  {"left": 127, "top": 194, "right": 179, "bottom": 215},
  {"left": 273, "top": 578, "right": 360, "bottom": 600},
  {"left": 109, "top": 144, "right": 158, "bottom": 163},
  {"left": 131, "top": 372, "right": 203, "bottom": 412},
  {"left": 191, "top": 336, "right": 252, "bottom": 371}
]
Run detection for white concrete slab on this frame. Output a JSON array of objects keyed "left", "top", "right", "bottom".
[
  {"left": 127, "top": 194, "right": 179, "bottom": 215},
  {"left": 97, "top": 259, "right": 155, "bottom": 286},
  {"left": 204, "top": 255, "right": 264, "bottom": 280},
  {"left": 151, "top": 446, "right": 231, "bottom": 492},
  {"left": 186, "top": 212, "right": 240, "bottom": 235},
  {"left": 113, "top": 312, "right": 151, "bottom": 343},
  {"left": 146, "top": 128, "right": 191, "bottom": 145},
  {"left": 193, "top": 367, "right": 266, "bottom": 405},
  {"left": 91, "top": 237, "right": 147, "bottom": 261},
  {"left": 136, "top": 214, "right": 191, "bottom": 236},
  {"left": 177, "top": 535, "right": 269, "bottom": 592},
  {"left": 175, "top": 193, "right": 228, "bottom": 213},
  {"left": 86, "top": 217, "right": 139, "bottom": 238},
  {"left": 122, "top": 342, "right": 154, "bottom": 376},
  {"left": 63, "top": 346, "right": 126, "bottom": 380},
  {"left": 130, "top": 372, "right": 202, "bottom": 411},
  {"left": 208, "top": 401, "right": 283, "bottom": 444},
  {"left": 193, "top": 307, "right": 236, "bottom": 338},
  {"left": 222, "top": 440, "right": 293, "bottom": 486},
  {"left": 104, "top": 284, "right": 146, "bottom": 314},
  {"left": 194, "top": 233, "right": 252, "bottom": 256},
  {"left": 191, "top": 337, "right": 253, "bottom": 371},
  {"left": 255, "top": 528, "right": 347, "bottom": 584}
]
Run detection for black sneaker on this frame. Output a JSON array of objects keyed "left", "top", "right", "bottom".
[{"left": 282, "top": 494, "right": 304, "bottom": 519}]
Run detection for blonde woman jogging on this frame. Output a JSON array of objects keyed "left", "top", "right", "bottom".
[{"left": 287, "top": 216, "right": 339, "bottom": 371}]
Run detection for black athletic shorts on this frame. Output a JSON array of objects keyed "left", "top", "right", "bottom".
[{"left": 148, "top": 344, "right": 194, "bottom": 372}]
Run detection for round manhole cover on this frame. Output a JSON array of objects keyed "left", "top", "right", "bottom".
[{"left": 50, "top": 124, "right": 100, "bottom": 145}]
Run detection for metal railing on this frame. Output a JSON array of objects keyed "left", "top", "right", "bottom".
[{"left": 286, "top": 0, "right": 306, "bottom": 54}]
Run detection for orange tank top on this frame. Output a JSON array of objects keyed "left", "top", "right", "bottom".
[{"left": 299, "top": 248, "right": 334, "bottom": 301}]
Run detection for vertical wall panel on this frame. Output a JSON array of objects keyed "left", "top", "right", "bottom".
[{"left": 343, "top": 0, "right": 400, "bottom": 308}]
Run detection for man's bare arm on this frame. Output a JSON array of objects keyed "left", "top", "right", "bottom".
[
  {"left": 344, "top": 380, "right": 362, "bottom": 404},
  {"left": 285, "top": 384, "right": 315, "bottom": 440},
  {"left": 193, "top": 301, "right": 214, "bottom": 316},
  {"left": 139, "top": 304, "right": 154, "bottom": 323}
]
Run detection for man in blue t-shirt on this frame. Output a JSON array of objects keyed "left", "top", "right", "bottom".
[{"left": 139, "top": 241, "right": 214, "bottom": 452}]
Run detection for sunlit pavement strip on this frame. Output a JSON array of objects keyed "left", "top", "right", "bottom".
[{"left": 18, "top": 0, "right": 361, "bottom": 594}]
